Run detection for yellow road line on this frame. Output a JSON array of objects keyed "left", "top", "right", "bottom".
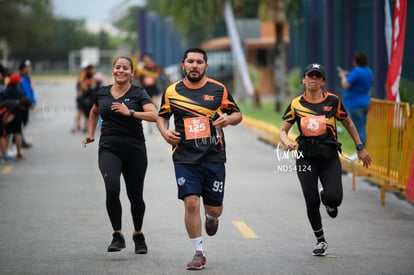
[
  {"left": 1, "top": 165, "right": 13, "bottom": 174},
  {"left": 232, "top": 221, "right": 258, "bottom": 238}
]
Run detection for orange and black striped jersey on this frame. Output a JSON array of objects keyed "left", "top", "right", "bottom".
[
  {"left": 282, "top": 90, "right": 348, "bottom": 141},
  {"left": 159, "top": 77, "right": 240, "bottom": 164}
]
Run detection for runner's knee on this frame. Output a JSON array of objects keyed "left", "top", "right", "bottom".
[
  {"left": 184, "top": 195, "right": 200, "bottom": 213},
  {"left": 204, "top": 206, "right": 222, "bottom": 217}
]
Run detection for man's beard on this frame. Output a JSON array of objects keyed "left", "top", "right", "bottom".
[{"left": 185, "top": 70, "right": 205, "bottom": 83}]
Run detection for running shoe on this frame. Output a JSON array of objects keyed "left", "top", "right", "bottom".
[
  {"left": 3, "top": 155, "right": 16, "bottom": 162},
  {"left": 186, "top": 251, "right": 206, "bottom": 270},
  {"left": 205, "top": 216, "right": 219, "bottom": 236},
  {"left": 325, "top": 205, "right": 338, "bottom": 218},
  {"left": 16, "top": 154, "right": 24, "bottom": 160},
  {"left": 107, "top": 232, "right": 125, "bottom": 252},
  {"left": 133, "top": 233, "right": 148, "bottom": 254},
  {"left": 312, "top": 241, "right": 328, "bottom": 256},
  {"left": 22, "top": 142, "right": 32, "bottom": 149},
  {"left": 319, "top": 188, "right": 338, "bottom": 218}
]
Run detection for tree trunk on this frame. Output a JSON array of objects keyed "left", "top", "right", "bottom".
[{"left": 271, "top": 0, "right": 287, "bottom": 113}]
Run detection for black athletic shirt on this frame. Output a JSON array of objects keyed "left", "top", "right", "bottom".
[
  {"left": 95, "top": 84, "right": 152, "bottom": 152},
  {"left": 158, "top": 77, "right": 240, "bottom": 164},
  {"left": 282, "top": 90, "right": 348, "bottom": 141}
]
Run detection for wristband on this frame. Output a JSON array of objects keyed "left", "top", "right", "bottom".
[{"left": 356, "top": 143, "right": 364, "bottom": 151}]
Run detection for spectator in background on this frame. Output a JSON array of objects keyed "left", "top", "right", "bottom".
[
  {"left": 2, "top": 73, "right": 31, "bottom": 160},
  {"left": 136, "top": 53, "right": 170, "bottom": 134},
  {"left": 3, "top": 73, "right": 25, "bottom": 100},
  {"left": 72, "top": 63, "right": 97, "bottom": 133},
  {"left": 338, "top": 52, "right": 373, "bottom": 148},
  {"left": 0, "top": 97, "right": 32, "bottom": 161},
  {"left": 19, "top": 60, "right": 37, "bottom": 106},
  {"left": 19, "top": 60, "right": 36, "bottom": 148},
  {"left": 0, "top": 62, "right": 8, "bottom": 93},
  {"left": 72, "top": 62, "right": 89, "bottom": 133},
  {"left": 136, "top": 53, "right": 169, "bottom": 108},
  {"left": 80, "top": 65, "right": 97, "bottom": 133},
  {"left": 94, "top": 72, "right": 105, "bottom": 90},
  {"left": 94, "top": 72, "right": 105, "bottom": 129}
]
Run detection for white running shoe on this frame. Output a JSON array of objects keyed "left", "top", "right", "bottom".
[{"left": 312, "top": 241, "right": 328, "bottom": 256}]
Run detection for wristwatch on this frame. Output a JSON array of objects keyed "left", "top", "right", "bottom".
[
  {"left": 130, "top": 109, "right": 135, "bottom": 117},
  {"left": 356, "top": 143, "right": 364, "bottom": 151}
]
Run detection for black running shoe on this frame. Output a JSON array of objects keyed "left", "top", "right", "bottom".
[
  {"left": 22, "top": 141, "right": 32, "bottom": 148},
  {"left": 133, "top": 233, "right": 148, "bottom": 254},
  {"left": 107, "top": 232, "right": 125, "bottom": 252},
  {"left": 319, "top": 188, "right": 338, "bottom": 218},
  {"left": 312, "top": 241, "right": 328, "bottom": 256},
  {"left": 325, "top": 205, "right": 338, "bottom": 218}
]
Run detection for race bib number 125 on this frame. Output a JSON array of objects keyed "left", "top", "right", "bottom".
[{"left": 183, "top": 116, "right": 211, "bottom": 140}]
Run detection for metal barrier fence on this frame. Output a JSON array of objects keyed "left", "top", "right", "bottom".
[{"left": 352, "top": 99, "right": 414, "bottom": 205}]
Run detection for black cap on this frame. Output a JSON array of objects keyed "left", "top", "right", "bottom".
[{"left": 304, "top": 63, "right": 326, "bottom": 79}]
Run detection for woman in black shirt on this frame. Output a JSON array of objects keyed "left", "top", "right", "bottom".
[
  {"left": 82, "top": 56, "right": 157, "bottom": 254},
  {"left": 280, "top": 63, "right": 371, "bottom": 256}
]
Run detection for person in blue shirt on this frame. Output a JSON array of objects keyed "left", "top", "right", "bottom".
[
  {"left": 19, "top": 60, "right": 37, "bottom": 105},
  {"left": 18, "top": 60, "right": 36, "bottom": 148},
  {"left": 338, "top": 52, "right": 373, "bottom": 146}
]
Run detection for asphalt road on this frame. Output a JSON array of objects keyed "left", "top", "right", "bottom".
[{"left": 1, "top": 78, "right": 414, "bottom": 275}]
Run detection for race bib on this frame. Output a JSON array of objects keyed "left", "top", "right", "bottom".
[
  {"left": 183, "top": 116, "right": 211, "bottom": 140},
  {"left": 300, "top": 115, "right": 326, "bottom": 136},
  {"left": 143, "top": 76, "right": 157, "bottom": 86}
]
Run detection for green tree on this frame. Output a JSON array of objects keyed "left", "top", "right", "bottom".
[
  {"left": 143, "top": 0, "right": 299, "bottom": 109},
  {"left": 45, "top": 18, "right": 96, "bottom": 60},
  {"left": 146, "top": 0, "right": 226, "bottom": 46},
  {"left": 0, "top": 0, "right": 119, "bottom": 66},
  {"left": 0, "top": 0, "right": 54, "bottom": 59}
]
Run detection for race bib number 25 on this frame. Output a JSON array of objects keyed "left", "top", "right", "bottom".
[{"left": 183, "top": 116, "right": 211, "bottom": 140}]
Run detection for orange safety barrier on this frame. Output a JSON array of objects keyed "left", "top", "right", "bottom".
[
  {"left": 352, "top": 99, "right": 413, "bottom": 205},
  {"left": 399, "top": 106, "right": 414, "bottom": 201}
]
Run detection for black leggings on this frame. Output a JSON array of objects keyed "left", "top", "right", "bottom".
[
  {"left": 98, "top": 149, "right": 148, "bottom": 232},
  {"left": 296, "top": 155, "right": 343, "bottom": 234}
]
